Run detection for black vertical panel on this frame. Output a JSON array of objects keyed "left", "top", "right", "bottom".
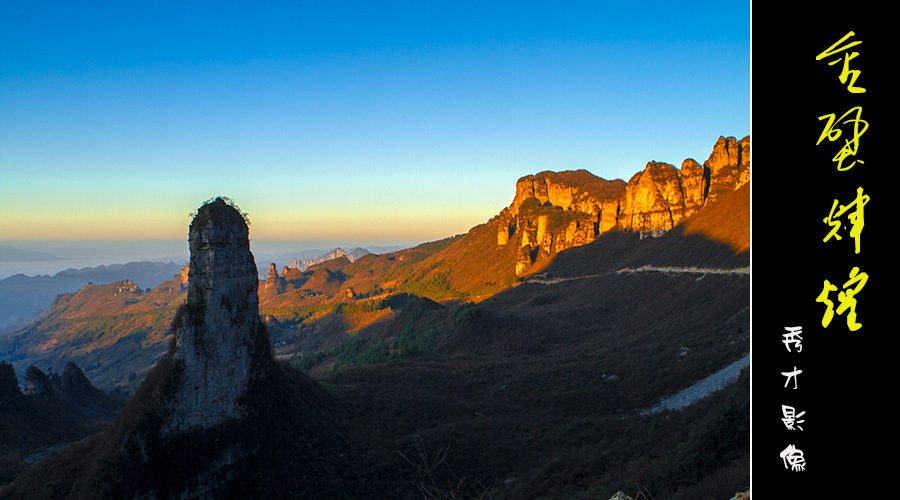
[{"left": 753, "top": 6, "right": 890, "bottom": 496}]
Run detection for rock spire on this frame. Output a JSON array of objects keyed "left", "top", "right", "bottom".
[{"left": 164, "top": 197, "right": 271, "bottom": 434}]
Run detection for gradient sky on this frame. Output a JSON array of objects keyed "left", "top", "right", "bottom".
[{"left": 0, "top": 1, "right": 750, "bottom": 246}]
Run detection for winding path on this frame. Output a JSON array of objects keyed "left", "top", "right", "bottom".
[{"left": 526, "top": 265, "right": 750, "bottom": 285}]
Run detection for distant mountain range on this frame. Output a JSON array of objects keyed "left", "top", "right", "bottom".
[
  {"left": 285, "top": 247, "right": 372, "bottom": 272},
  {"left": 254, "top": 246, "right": 405, "bottom": 279},
  {"left": 0, "top": 246, "right": 409, "bottom": 332},
  {"left": 0, "top": 261, "right": 185, "bottom": 333}
]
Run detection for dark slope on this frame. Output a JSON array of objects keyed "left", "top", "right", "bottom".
[
  {"left": 317, "top": 273, "right": 749, "bottom": 499},
  {"left": 0, "top": 362, "right": 124, "bottom": 485},
  {"left": 296, "top": 186, "right": 750, "bottom": 499},
  {"left": 2, "top": 357, "right": 354, "bottom": 500}
]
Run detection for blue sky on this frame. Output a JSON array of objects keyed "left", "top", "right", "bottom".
[{"left": 0, "top": 1, "right": 750, "bottom": 245}]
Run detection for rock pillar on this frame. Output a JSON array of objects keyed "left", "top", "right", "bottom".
[{"left": 164, "top": 197, "right": 269, "bottom": 434}]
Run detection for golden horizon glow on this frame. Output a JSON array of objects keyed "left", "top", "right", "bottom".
[{"left": 0, "top": 204, "right": 496, "bottom": 242}]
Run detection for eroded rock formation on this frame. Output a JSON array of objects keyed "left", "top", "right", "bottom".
[
  {"left": 619, "top": 161, "right": 687, "bottom": 236},
  {"left": 705, "top": 135, "right": 750, "bottom": 204},
  {"left": 164, "top": 197, "right": 272, "bottom": 435},
  {"left": 506, "top": 135, "right": 749, "bottom": 275},
  {"left": 261, "top": 262, "right": 287, "bottom": 297}
]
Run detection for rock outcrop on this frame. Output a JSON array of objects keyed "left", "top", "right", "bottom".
[
  {"left": 179, "top": 265, "right": 190, "bottom": 286},
  {"left": 8, "top": 362, "right": 122, "bottom": 418},
  {"left": 111, "top": 279, "right": 142, "bottom": 297},
  {"left": 680, "top": 158, "right": 709, "bottom": 218},
  {"left": 499, "top": 170, "right": 626, "bottom": 275},
  {"left": 24, "top": 365, "right": 55, "bottom": 397},
  {"left": 280, "top": 265, "right": 304, "bottom": 281},
  {"left": 505, "top": 135, "right": 749, "bottom": 275},
  {"left": 508, "top": 170, "right": 626, "bottom": 224},
  {"left": 619, "top": 161, "right": 687, "bottom": 236},
  {"left": 0, "top": 361, "right": 21, "bottom": 401},
  {"left": 261, "top": 262, "right": 287, "bottom": 297},
  {"left": 705, "top": 135, "right": 750, "bottom": 204},
  {"left": 617, "top": 136, "right": 750, "bottom": 237},
  {"left": 164, "top": 197, "right": 272, "bottom": 435}
]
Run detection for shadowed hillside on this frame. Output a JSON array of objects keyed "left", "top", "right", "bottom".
[
  {"left": 282, "top": 182, "right": 751, "bottom": 498},
  {"left": 0, "top": 362, "right": 124, "bottom": 484},
  {"left": 300, "top": 215, "right": 750, "bottom": 499}
]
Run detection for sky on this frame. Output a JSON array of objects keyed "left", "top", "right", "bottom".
[{"left": 0, "top": 1, "right": 750, "bottom": 250}]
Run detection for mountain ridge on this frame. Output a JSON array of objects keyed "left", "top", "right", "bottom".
[
  {"left": 0, "top": 135, "right": 749, "bottom": 393},
  {"left": 0, "top": 261, "right": 185, "bottom": 333}
]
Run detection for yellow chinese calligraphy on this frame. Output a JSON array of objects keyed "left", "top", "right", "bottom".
[
  {"left": 817, "top": 106, "right": 867, "bottom": 171},
  {"left": 815, "top": 267, "right": 868, "bottom": 331},
  {"left": 816, "top": 31, "right": 865, "bottom": 93},
  {"left": 823, "top": 186, "right": 869, "bottom": 254}
]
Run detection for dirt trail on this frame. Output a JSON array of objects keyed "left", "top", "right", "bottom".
[{"left": 526, "top": 265, "right": 750, "bottom": 285}]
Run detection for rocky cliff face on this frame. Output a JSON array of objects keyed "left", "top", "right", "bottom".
[
  {"left": 620, "top": 135, "right": 749, "bottom": 236},
  {"left": 508, "top": 169, "right": 627, "bottom": 219},
  {"left": 704, "top": 135, "right": 750, "bottom": 204},
  {"left": 164, "top": 197, "right": 272, "bottom": 435},
  {"left": 505, "top": 135, "right": 749, "bottom": 275},
  {"left": 499, "top": 170, "right": 626, "bottom": 268},
  {"left": 619, "top": 161, "right": 687, "bottom": 236}
]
